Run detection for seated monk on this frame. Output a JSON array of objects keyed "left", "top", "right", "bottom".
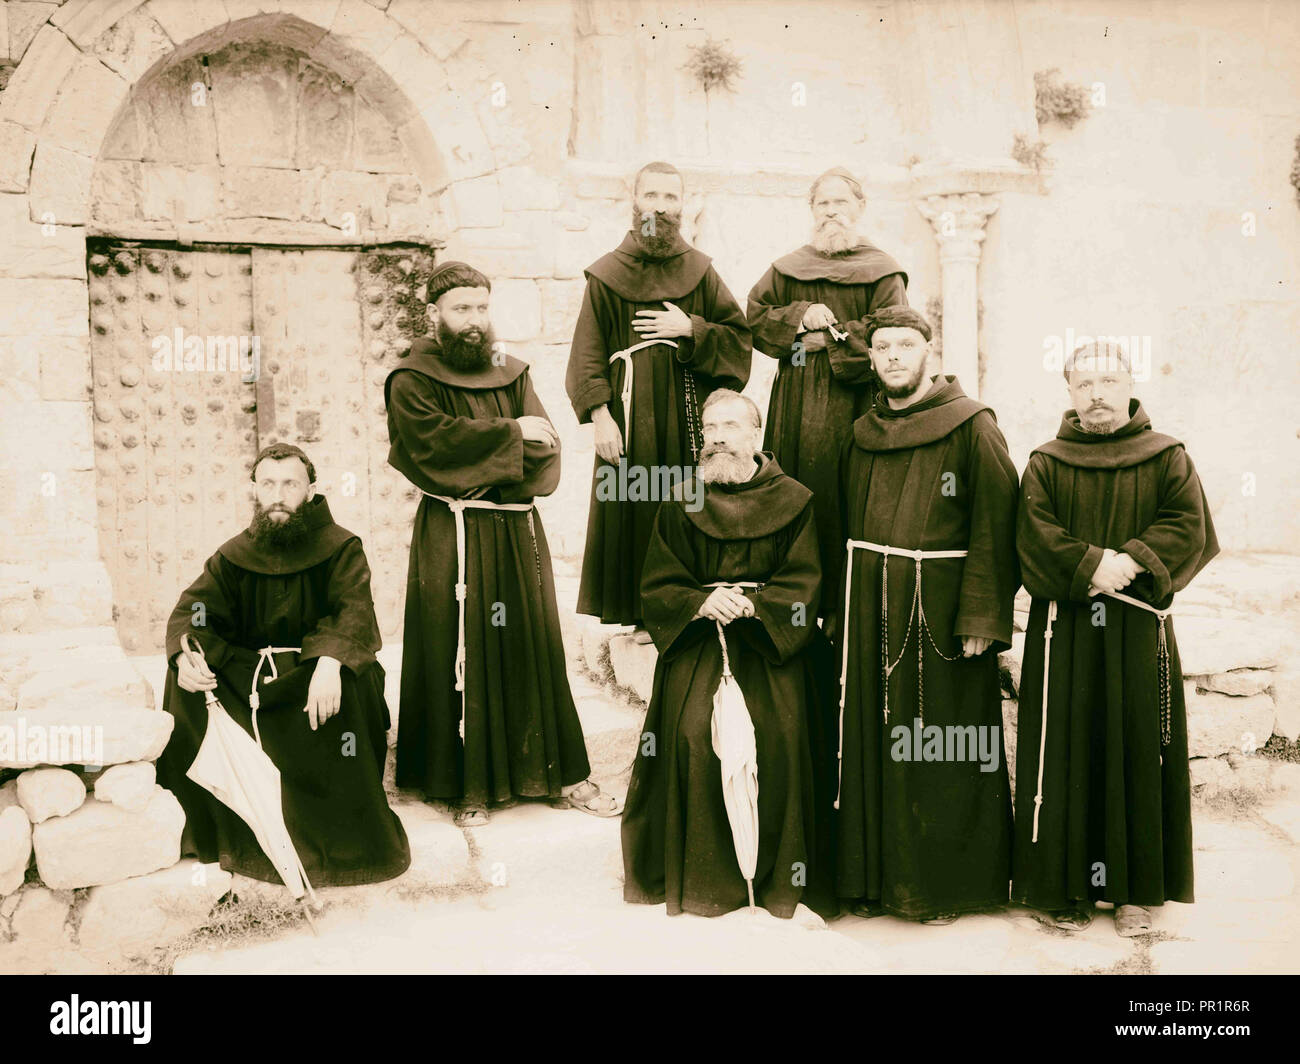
[{"left": 156, "top": 443, "right": 410, "bottom": 887}]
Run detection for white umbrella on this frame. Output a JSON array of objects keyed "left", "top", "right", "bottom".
[
  {"left": 180, "top": 635, "right": 320, "bottom": 933},
  {"left": 711, "top": 621, "right": 760, "bottom": 913}
]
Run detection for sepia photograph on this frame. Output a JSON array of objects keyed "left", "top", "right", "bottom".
[{"left": 0, "top": 0, "right": 1296, "bottom": 1035}]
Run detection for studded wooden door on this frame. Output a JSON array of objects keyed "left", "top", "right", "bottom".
[{"left": 91, "top": 242, "right": 438, "bottom": 653}]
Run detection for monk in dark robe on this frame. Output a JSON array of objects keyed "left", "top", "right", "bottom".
[
  {"left": 622, "top": 389, "right": 836, "bottom": 920},
  {"left": 834, "top": 306, "right": 1020, "bottom": 923},
  {"left": 157, "top": 443, "right": 410, "bottom": 887},
  {"left": 748, "top": 166, "right": 908, "bottom": 590},
  {"left": 566, "top": 161, "right": 752, "bottom": 632},
  {"left": 1012, "top": 341, "right": 1219, "bottom": 937},
  {"left": 386, "top": 261, "right": 618, "bottom": 826}
]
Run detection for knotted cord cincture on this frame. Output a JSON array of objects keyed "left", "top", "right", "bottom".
[{"left": 835, "top": 540, "right": 969, "bottom": 809}]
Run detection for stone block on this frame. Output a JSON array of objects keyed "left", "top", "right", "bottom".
[
  {"left": 18, "top": 656, "right": 154, "bottom": 713},
  {"left": 16, "top": 766, "right": 86, "bottom": 823},
  {"left": 1270, "top": 666, "right": 1300, "bottom": 742},
  {"left": 497, "top": 165, "right": 562, "bottom": 211},
  {"left": 32, "top": 785, "right": 184, "bottom": 889},
  {"left": 28, "top": 142, "right": 94, "bottom": 227},
  {"left": 446, "top": 175, "right": 503, "bottom": 229},
  {"left": 9, "top": 884, "right": 71, "bottom": 946},
  {"left": 93, "top": 761, "right": 156, "bottom": 813},
  {"left": 490, "top": 278, "right": 541, "bottom": 342},
  {"left": 6, "top": 5, "right": 60, "bottom": 64},
  {"left": 39, "top": 336, "right": 92, "bottom": 401},
  {"left": 0, "top": 193, "right": 85, "bottom": 279},
  {"left": 1194, "top": 669, "right": 1275, "bottom": 698},
  {"left": 77, "top": 859, "right": 233, "bottom": 960},
  {"left": 1184, "top": 682, "right": 1276, "bottom": 759},
  {"left": 143, "top": 0, "right": 231, "bottom": 46},
  {"left": 140, "top": 163, "right": 220, "bottom": 223},
  {"left": 0, "top": 805, "right": 32, "bottom": 895},
  {"left": 89, "top": 7, "right": 175, "bottom": 83},
  {"left": 1189, "top": 755, "right": 1232, "bottom": 789},
  {"left": 51, "top": 0, "right": 143, "bottom": 49},
  {"left": 539, "top": 278, "right": 585, "bottom": 342},
  {"left": 608, "top": 634, "right": 655, "bottom": 704},
  {"left": 41, "top": 53, "right": 130, "bottom": 156},
  {"left": 1176, "top": 615, "right": 1286, "bottom": 676},
  {"left": 0, "top": 709, "right": 173, "bottom": 769},
  {"left": 0, "top": 25, "right": 79, "bottom": 131},
  {"left": 0, "top": 122, "right": 37, "bottom": 192},
  {"left": 222, "top": 166, "right": 315, "bottom": 222}
]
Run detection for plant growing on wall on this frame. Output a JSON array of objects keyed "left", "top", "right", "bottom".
[
  {"left": 685, "top": 37, "right": 742, "bottom": 152},
  {"left": 1290, "top": 134, "right": 1300, "bottom": 208},
  {"left": 1034, "top": 68, "right": 1092, "bottom": 128},
  {"left": 1012, "top": 133, "right": 1049, "bottom": 172}
]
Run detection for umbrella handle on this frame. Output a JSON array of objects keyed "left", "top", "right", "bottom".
[{"left": 715, "top": 621, "right": 733, "bottom": 679}]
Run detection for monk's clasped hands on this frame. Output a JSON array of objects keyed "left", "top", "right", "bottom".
[
  {"left": 1089, "top": 548, "right": 1144, "bottom": 596},
  {"left": 697, "top": 585, "right": 756, "bottom": 624}
]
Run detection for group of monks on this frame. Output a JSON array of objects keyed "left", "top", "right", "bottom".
[{"left": 156, "top": 161, "right": 1219, "bottom": 943}]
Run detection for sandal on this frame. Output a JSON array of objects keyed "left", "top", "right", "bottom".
[
  {"left": 850, "top": 899, "right": 887, "bottom": 919},
  {"left": 1115, "top": 904, "right": 1152, "bottom": 937},
  {"left": 556, "top": 779, "right": 621, "bottom": 817},
  {"left": 921, "top": 912, "right": 960, "bottom": 926},
  {"left": 454, "top": 806, "right": 489, "bottom": 828},
  {"left": 1054, "top": 904, "right": 1093, "bottom": 932}
]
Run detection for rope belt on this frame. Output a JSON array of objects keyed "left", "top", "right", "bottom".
[
  {"left": 1030, "top": 589, "right": 1174, "bottom": 844},
  {"left": 607, "top": 339, "right": 678, "bottom": 457},
  {"left": 248, "top": 646, "right": 301, "bottom": 747},
  {"left": 423, "top": 492, "right": 538, "bottom": 740},
  {"left": 835, "top": 540, "right": 969, "bottom": 809}
]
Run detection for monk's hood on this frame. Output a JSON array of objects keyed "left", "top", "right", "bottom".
[
  {"left": 218, "top": 495, "right": 357, "bottom": 575},
  {"left": 1033, "top": 399, "right": 1184, "bottom": 468},
  {"left": 584, "top": 232, "right": 713, "bottom": 302},
  {"left": 853, "top": 375, "right": 992, "bottom": 451},
  {"left": 677, "top": 452, "right": 812, "bottom": 540},
  {"left": 385, "top": 338, "right": 528, "bottom": 398},
  {"left": 772, "top": 240, "right": 907, "bottom": 287}
]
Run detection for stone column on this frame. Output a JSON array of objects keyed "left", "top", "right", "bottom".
[{"left": 915, "top": 193, "right": 1000, "bottom": 397}]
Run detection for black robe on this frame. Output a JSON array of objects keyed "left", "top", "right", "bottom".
[
  {"left": 1011, "top": 400, "right": 1219, "bottom": 911},
  {"left": 748, "top": 241, "right": 907, "bottom": 592},
  {"left": 157, "top": 496, "right": 411, "bottom": 887},
  {"left": 622, "top": 455, "right": 837, "bottom": 918},
  {"left": 566, "top": 232, "right": 752, "bottom": 625},
  {"left": 385, "top": 340, "right": 591, "bottom": 803},
  {"left": 834, "top": 376, "right": 1020, "bottom": 917}
]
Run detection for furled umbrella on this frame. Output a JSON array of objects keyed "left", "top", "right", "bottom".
[
  {"left": 711, "top": 620, "right": 760, "bottom": 913},
  {"left": 179, "top": 634, "right": 320, "bottom": 934}
]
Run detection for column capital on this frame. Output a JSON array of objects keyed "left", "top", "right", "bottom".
[{"left": 915, "top": 192, "right": 1001, "bottom": 263}]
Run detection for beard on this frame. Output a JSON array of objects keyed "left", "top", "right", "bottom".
[
  {"left": 437, "top": 318, "right": 496, "bottom": 372},
  {"left": 811, "top": 216, "right": 857, "bottom": 255},
  {"left": 251, "top": 497, "right": 312, "bottom": 551},
  {"left": 878, "top": 360, "right": 930, "bottom": 401},
  {"left": 1079, "top": 405, "right": 1120, "bottom": 434},
  {"left": 698, "top": 444, "right": 756, "bottom": 485},
  {"left": 631, "top": 205, "right": 683, "bottom": 258}
]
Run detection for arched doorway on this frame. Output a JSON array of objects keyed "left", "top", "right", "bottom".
[{"left": 88, "top": 35, "right": 444, "bottom": 652}]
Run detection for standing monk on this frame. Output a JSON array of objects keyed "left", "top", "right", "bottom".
[
  {"left": 835, "top": 306, "right": 1019, "bottom": 923},
  {"left": 1012, "top": 342, "right": 1218, "bottom": 937},
  {"left": 748, "top": 166, "right": 908, "bottom": 588},
  {"left": 386, "top": 261, "right": 619, "bottom": 826},
  {"left": 622, "top": 390, "right": 836, "bottom": 919},
  {"left": 158, "top": 443, "right": 410, "bottom": 886},
  {"left": 566, "top": 161, "right": 752, "bottom": 634}
]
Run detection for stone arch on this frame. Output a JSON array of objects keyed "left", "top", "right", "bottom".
[{"left": 0, "top": 0, "right": 507, "bottom": 629}]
